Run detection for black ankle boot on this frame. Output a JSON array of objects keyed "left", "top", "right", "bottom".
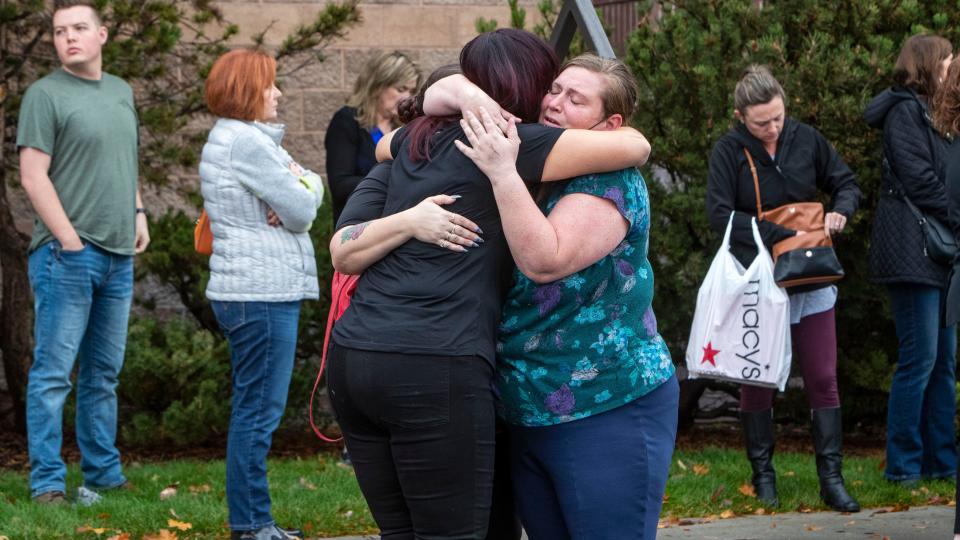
[
  {"left": 740, "top": 409, "right": 779, "bottom": 507},
  {"left": 811, "top": 407, "right": 860, "bottom": 512}
]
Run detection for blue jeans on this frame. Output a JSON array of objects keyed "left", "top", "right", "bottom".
[
  {"left": 212, "top": 300, "right": 300, "bottom": 531},
  {"left": 508, "top": 375, "right": 679, "bottom": 540},
  {"left": 885, "top": 284, "right": 957, "bottom": 481},
  {"left": 26, "top": 242, "right": 133, "bottom": 497}
]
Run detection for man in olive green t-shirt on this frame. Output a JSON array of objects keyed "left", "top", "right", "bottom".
[{"left": 16, "top": 0, "right": 149, "bottom": 505}]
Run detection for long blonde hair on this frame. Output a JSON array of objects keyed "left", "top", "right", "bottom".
[{"left": 348, "top": 51, "right": 421, "bottom": 129}]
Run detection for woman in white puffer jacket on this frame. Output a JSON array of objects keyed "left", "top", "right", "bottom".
[{"left": 199, "top": 48, "right": 322, "bottom": 540}]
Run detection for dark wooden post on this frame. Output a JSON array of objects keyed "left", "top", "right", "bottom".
[{"left": 549, "top": 0, "right": 616, "bottom": 59}]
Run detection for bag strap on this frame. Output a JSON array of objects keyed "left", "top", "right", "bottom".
[
  {"left": 743, "top": 148, "right": 764, "bottom": 220},
  {"left": 882, "top": 158, "right": 927, "bottom": 224},
  {"left": 309, "top": 276, "right": 345, "bottom": 444}
]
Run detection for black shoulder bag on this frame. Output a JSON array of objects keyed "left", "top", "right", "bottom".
[{"left": 884, "top": 158, "right": 957, "bottom": 265}]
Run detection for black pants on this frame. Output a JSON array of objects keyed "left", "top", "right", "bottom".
[{"left": 327, "top": 344, "right": 496, "bottom": 540}]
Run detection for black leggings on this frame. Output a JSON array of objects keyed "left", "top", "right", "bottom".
[{"left": 327, "top": 344, "right": 496, "bottom": 540}]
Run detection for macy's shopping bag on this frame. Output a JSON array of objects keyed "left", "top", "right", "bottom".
[{"left": 685, "top": 214, "right": 791, "bottom": 390}]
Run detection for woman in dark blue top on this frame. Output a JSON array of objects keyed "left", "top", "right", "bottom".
[{"left": 324, "top": 51, "right": 420, "bottom": 225}]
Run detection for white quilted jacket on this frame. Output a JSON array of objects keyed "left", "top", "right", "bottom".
[{"left": 200, "top": 119, "right": 323, "bottom": 301}]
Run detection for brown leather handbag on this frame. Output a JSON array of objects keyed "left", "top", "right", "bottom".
[{"left": 744, "top": 149, "right": 844, "bottom": 288}]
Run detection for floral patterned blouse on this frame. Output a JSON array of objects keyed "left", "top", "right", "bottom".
[{"left": 496, "top": 168, "right": 675, "bottom": 427}]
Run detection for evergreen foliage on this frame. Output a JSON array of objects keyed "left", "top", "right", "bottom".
[{"left": 624, "top": 0, "right": 960, "bottom": 423}]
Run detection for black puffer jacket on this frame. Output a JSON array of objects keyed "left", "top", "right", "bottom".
[
  {"left": 865, "top": 86, "right": 951, "bottom": 287},
  {"left": 706, "top": 118, "right": 860, "bottom": 268}
]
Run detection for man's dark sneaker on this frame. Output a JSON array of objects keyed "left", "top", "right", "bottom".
[
  {"left": 33, "top": 491, "right": 67, "bottom": 505},
  {"left": 230, "top": 525, "right": 304, "bottom": 540}
]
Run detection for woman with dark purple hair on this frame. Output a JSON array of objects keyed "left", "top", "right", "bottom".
[{"left": 326, "top": 29, "right": 651, "bottom": 540}]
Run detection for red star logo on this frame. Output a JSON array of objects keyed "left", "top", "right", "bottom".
[{"left": 701, "top": 342, "right": 720, "bottom": 366}]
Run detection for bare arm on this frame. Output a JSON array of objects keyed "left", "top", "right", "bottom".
[
  {"left": 330, "top": 195, "right": 482, "bottom": 275},
  {"left": 376, "top": 129, "right": 397, "bottom": 162},
  {"left": 19, "top": 147, "right": 84, "bottom": 251},
  {"left": 456, "top": 112, "right": 628, "bottom": 283},
  {"left": 423, "top": 74, "right": 513, "bottom": 125},
  {"left": 541, "top": 126, "right": 650, "bottom": 181}
]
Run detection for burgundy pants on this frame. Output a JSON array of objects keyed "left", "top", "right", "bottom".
[{"left": 740, "top": 307, "right": 840, "bottom": 412}]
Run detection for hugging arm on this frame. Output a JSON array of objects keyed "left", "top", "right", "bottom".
[
  {"left": 456, "top": 112, "right": 628, "bottom": 283},
  {"left": 330, "top": 162, "right": 483, "bottom": 275},
  {"left": 421, "top": 76, "right": 651, "bottom": 175}
]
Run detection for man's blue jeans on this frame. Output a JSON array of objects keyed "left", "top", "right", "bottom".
[
  {"left": 27, "top": 242, "right": 133, "bottom": 497},
  {"left": 885, "top": 283, "right": 957, "bottom": 481},
  {"left": 211, "top": 300, "right": 300, "bottom": 531}
]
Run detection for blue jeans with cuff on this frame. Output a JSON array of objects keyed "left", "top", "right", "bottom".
[
  {"left": 27, "top": 241, "right": 133, "bottom": 497},
  {"left": 213, "top": 300, "right": 301, "bottom": 531},
  {"left": 885, "top": 283, "right": 957, "bottom": 482}
]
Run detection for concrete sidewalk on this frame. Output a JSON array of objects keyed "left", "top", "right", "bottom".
[{"left": 317, "top": 505, "right": 956, "bottom": 539}]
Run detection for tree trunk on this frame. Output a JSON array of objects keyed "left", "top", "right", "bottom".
[
  {"left": 0, "top": 173, "right": 32, "bottom": 435},
  {"left": 0, "top": 1, "right": 33, "bottom": 433}
]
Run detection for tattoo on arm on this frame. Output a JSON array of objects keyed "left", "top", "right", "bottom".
[{"left": 340, "top": 222, "right": 370, "bottom": 244}]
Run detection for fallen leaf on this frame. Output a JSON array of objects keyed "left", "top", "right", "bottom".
[
  {"left": 97, "top": 513, "right": 111, "bottom": 520},
  {"left": 739, "top": 483, "right": 756, "bottom": 497},
  {"left": 143, "top": 530, "right": 178, "bottom": 540},
  {"left": 76, "top": 526, "right": 108, "bottom": 535},
  {"left": 167, "top": 519, "right": 192, "bottom": 531},
  {"left": 891, "top": 502, "right": 910, "bottom": 512},
  {"left": 159, "top": 486, "right": 178, "bottom": 500},
  {"left": 188, "top": 484, "right": 211, "bottom": 494},
  {"left": 797, "top": 503, "right": 813, "bottom": 513},
  {"left": 949, "top": 500, "right": 956, "bottom": 507},
  {"left": 342, "top": 510, "right": 354, "bottom": 518},
  {"left": 852, "top": 480, "right": 864, "bottom": 486},
  {"left": 920, "top": 486, "right": 930, "bottom": 494},
  {"left": 106, "top": 534, "right": 131, "bottom": 540},
  {"left": 754, "top": 507, "right": 766, "bottom": 515},
  {"left": 676, "top": 460, "right": 687, "bottom": 471},
  {"left": 299, "top": 477, "right": 317, "bottom": 490},
  {"left": 303, "top": 523, "right": 314, "bottom": 533},
  {"left": 804, "top": 524, "right": 822, "bottom": 532},
  {"left": 783, "top": 470, "right": 796, "bottom": 477},
  {"left": 692, "top": 464, "right": 710, "bottom": 476},
  {"left": 719, "top": 510, "right": 735, "bottom": 519}
]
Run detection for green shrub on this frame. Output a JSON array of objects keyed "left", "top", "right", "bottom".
[
  {"left": 625, "top": 0, "right": 960, "bottom": 423},
  {"left": 119, "top": 316, "right": 231, "bottom": 446}
]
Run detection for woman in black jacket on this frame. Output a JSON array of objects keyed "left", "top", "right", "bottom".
[
  {"left": 865, "top": 34, "right": 956, "bottom": 486},
  {"left": 707, "top": 65, "right": 861, "bottom": 512},
  {"left": 324, "top": 51, "right": 420, "bottom": 225},
  {"left": 931, "top": 57, "right": 960, "bottom": 539}
]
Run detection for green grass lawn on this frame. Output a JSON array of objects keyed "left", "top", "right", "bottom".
[
  {"left": 0, "top": 455, "right": 376, "bottom": 539},
  {"left": 0, "top": 448, "right": 954, "bottom": 538}
]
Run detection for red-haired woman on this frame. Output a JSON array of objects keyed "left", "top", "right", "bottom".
[
  {"left": 200, "top": 49, "right": 324, "bottom": 540},
  {"left": 326, "top": 29, "right": 651, "bottom": 539}
]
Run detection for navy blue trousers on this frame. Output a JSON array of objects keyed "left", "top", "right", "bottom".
[{"left": 508, "top": 375, "right": 679, "bottom": 540}]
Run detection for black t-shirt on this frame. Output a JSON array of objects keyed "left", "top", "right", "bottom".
[{"left": 333, "top": 122, "right": 564, "bottom": 363}]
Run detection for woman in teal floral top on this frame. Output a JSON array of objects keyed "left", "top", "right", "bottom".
[{"left": 456, "top": 54, "right": 678, "bottom": 540}]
